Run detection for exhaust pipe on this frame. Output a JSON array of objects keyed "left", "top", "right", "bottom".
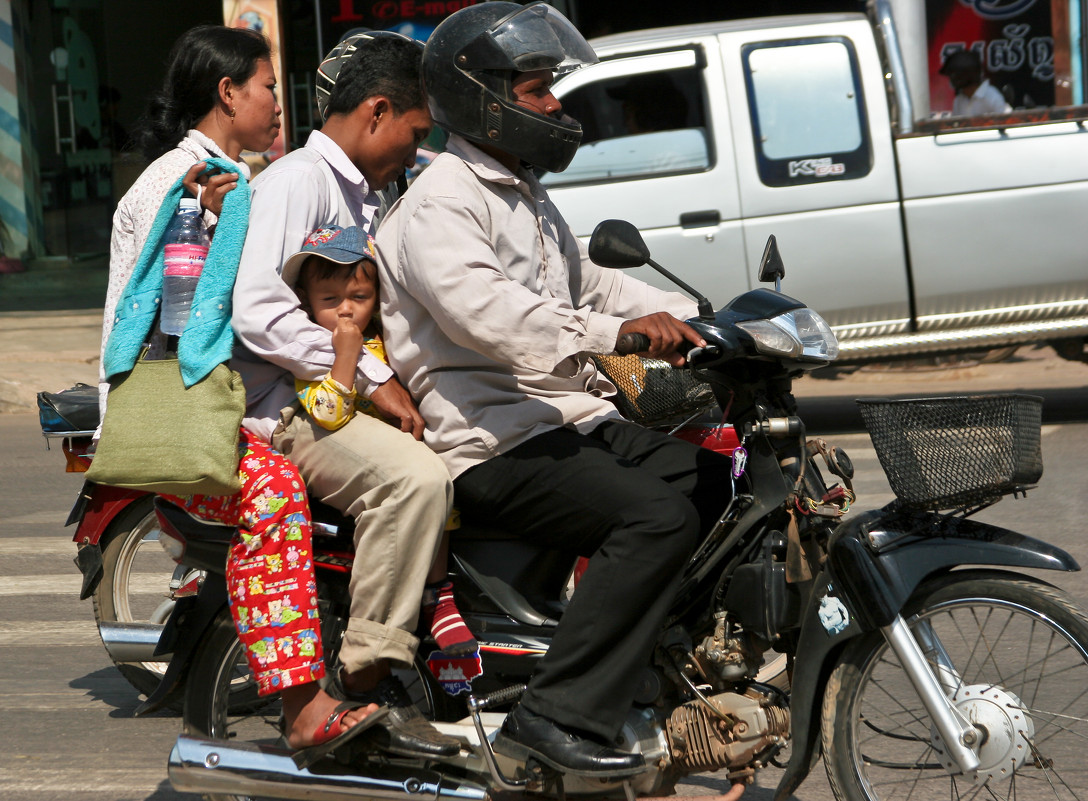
[
  {"left": 99, "top": 621, "right": 169, "bottom": 663},
  {"left": 169, "top": 734, "right": 491, "bottom": 801}
]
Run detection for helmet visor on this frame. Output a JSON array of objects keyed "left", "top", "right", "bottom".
[{"left": 463, "top": 3, "right": 598, "bottom": 76}]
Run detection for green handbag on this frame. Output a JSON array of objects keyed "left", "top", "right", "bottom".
[{"left": 86, "top": 352, "right": 245, "bottom": 496}]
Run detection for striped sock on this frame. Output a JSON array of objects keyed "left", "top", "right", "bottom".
[{"left": 422, "top": 580, "right": 478, "bottom": 657}]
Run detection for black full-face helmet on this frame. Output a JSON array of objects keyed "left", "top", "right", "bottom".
[{"left": 423, "top": 2, "right": 598, "bottom": 173}]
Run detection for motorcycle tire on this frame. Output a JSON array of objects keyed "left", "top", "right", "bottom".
[
  {"left": 93, "top": 495, "right": 197, "bottom": 710},
  {"left": 183, "top": 609, "right": 455, "bottom": 801},
  {"left": 820, "top": 570, "right": 1088, "bottom": 801}
]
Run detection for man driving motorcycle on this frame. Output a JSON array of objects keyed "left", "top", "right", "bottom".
[{"left": 374, "top": 2, "right": 736, "bottom": 778}]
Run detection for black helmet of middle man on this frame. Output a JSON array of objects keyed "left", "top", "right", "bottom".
[
  {"left": 315, "top": 28, "right": 422, "bottom": 122},
  {"left": 422, "top": 2, "right": 598, "bottom": 173}
]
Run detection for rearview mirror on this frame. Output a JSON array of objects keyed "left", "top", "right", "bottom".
[
  {"left": 588, "top": 219, "right": 650, "bottom": 269},
  {"left": 588, "top": 218, "right": 716, "bottom": 320},
  {"left": 758, "top": 235, "right": 785, "bottom": 285}
]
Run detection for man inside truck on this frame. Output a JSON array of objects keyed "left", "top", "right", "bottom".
[
  {"left": 606, "top": 72, "right": 689, "bottom": 135},
  {"left": 940, "top": 49, "right": 1012, "bottom": 116}
]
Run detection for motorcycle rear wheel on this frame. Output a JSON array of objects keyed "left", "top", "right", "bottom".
[
  {"left": 183, "top": 609, "right": 452, "bottom": 801},
  {"left": 93, "top": 495, "right": 196, "bottom": 710},
  {"left": 821, "top": 572, "right": 1088, "bottom": 800}
]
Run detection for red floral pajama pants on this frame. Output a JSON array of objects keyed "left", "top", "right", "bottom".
[{"left": 162, "top": 428, "right": 325, "bottom": 696}]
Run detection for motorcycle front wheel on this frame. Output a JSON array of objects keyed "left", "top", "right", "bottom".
[
  {"left": 183, "top": 609, "right": 453, "bottom": 801},
  {"left": 821, "top": 571, "right": 1088, "bottom": 800}
]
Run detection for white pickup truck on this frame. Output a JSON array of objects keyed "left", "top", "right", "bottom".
[{"left": 544, "top": 0, "right": 1088, "bottom": 364}]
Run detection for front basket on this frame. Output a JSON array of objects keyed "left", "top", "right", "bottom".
[
  {"left": 592, "top": 354, "right": 715, "bottom": 429},
  {"left": 856, "top": 394, "right": 1043, "bottom": 511}
]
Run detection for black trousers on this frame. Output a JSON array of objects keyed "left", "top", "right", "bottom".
[{"left": 453, "top": 420, "right": 734, "bottom": 739}]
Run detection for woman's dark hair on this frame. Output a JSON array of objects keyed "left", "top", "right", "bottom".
[{"left": 132, "top": 25, "right": 271, "bottom": 160}]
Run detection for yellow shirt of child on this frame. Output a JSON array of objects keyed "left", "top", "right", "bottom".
[{"left": 295, "top": 336, "right": 386, "bottom": 431}]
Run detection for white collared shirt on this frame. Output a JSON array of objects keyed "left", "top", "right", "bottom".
[
  {"left": 952, "top": 79, "right": 1011, "bottom": 116},
  {"left": 232, "top": 130, "right": 393, "bottom": 439},
  {"left": 375, "top": 135, "right": 696, "bottom": 478}
]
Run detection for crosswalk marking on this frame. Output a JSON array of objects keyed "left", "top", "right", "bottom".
[
  {"left": 0, "top": 573, "right": 171, "bottom": 597},
  {"left": 0, "top": 536, "right": 75, "bottom": 555},
  {"left": 0, "top": 620, "right": 99, "bottom": 646}
]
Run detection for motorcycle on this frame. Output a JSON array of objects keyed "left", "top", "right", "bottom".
[
  {"left": 162, "top": 220, "right": 1088, "bottom": 801},
  {"left": 36, "top": 328, "right": 738, "bottom": 717},
  {"left": 37, "top": 385, "right": 192, "bottom": 710}
]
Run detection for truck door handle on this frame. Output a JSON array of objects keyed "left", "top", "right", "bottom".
[{"left": 680, "top": 210, "right": 720, "bottom": 229}]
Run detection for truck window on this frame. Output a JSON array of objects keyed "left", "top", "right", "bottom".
[
  {"left": 539, "top": 67, "right": 710, "bottom": 187},
  {"left": 742, "top": 38, "right": 872, "bottom": 187}
]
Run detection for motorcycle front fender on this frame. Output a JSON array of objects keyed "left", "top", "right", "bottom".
[
  {"left": 134, "top": 575, "right": 228, "bottom": 717},
  {"left": 774, "top": 509, "right": 1080, "bottom": 800},
  {"left": 828, "top": 508, "right": 1079, "bottom": 632}
]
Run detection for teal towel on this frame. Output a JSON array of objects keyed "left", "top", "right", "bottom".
[{"left": 103, "top": 158, "right": 250, "bottom": 387}]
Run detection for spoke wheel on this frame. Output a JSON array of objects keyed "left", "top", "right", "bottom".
[
  {"left": 822, "top": 572, "right": 1088, "bottom": 801},
  {"left": 93, "top": 495, "right": 198, "bottom": 708},
  {"left": 756, "top": 651, "right": 790, "bottom": 691},
  {"left": 183, "top": 608, "right": 452, "bottom": 801}
]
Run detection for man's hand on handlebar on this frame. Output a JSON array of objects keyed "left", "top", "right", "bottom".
[
  {"left": 368, "top": 378, "right": 426, "bottom": 440},
  {"left": 616, "top": 313, "right": 706, "bottom": 367}
]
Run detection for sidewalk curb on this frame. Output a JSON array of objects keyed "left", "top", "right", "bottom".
[{"left": 0, "top": 310, "right": 102, "bottom": 415}]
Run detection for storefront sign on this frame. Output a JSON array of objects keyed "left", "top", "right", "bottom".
[
  {"left": 926, "top": 0, "right": 1058, "bottom": 111},
  {"left": 329, "top": 0, "right": 479, "bottom": 39}
]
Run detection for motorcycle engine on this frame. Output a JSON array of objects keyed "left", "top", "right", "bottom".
[{"left": 665, "top": 687, "right": 789, "bottom": 773}]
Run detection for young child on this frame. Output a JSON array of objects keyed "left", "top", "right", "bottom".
[{"left": 282, "top": 225, "right": 477, "bottom": 657}]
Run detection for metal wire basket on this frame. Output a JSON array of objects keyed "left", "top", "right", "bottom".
[
  {"left": 856, "top": 394, "right": 1043, "bottom": 511},
  {"left": 592, "top": 354, "right": 716, "bottom": 429}
]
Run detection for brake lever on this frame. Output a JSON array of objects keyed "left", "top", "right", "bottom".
[{"left": 685, "top": 344, "right": 722, "bottom": 365}]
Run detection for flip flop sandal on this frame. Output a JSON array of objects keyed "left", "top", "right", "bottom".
[{"left": 291, "top": 701, "right": 390, "bottom": 769}]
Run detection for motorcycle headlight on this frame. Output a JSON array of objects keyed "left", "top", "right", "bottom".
[{"left": 736, "top": 308, "right": 839, "bottom": 362}]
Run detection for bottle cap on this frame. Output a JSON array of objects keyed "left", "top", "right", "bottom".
[{"left": 179, "top": 197, "right": 200, "bottom": 213}]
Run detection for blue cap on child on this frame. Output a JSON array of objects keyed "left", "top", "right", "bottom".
[{"left": 280, "top": 225, "right": 375, "bottom": 289}]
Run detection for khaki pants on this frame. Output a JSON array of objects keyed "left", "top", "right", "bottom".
[{"left": 272, "top": 405, "right": 452, "bottom": 673}]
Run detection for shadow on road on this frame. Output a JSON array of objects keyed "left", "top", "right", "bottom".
[{"left": 69, "top": 666, "right": 181, "bottom": 719}]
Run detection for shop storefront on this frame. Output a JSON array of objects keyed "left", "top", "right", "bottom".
[{"left": 10, "top": 0, "right": 223, "bottom": 270}]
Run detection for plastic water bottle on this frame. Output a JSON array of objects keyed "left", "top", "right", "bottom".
[{"left": 160, "top": 197, "right": 210, "bottom": 336}]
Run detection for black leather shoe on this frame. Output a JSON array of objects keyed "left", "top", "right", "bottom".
[
  {"left": 331, "top": 672, "right": 460, "bottom": 759},
  {"left": 495, "top": 705, "right": 644, "bottom": 777}
]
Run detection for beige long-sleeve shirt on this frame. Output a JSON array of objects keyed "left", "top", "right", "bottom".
[{"left": 374, "top": 136, "right": 695, "bottom": 478}]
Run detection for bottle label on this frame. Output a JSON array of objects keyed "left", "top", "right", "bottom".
[{"left": 164, "top": 243, "right": 208, "bottom": 277}]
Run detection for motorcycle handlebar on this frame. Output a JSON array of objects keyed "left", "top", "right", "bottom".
[
  {"left": 616, "top": 332, "right": 652, "bottom": 355},
  {"left": 616, "top": 334, "right": 722, "bottom": 366}
]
